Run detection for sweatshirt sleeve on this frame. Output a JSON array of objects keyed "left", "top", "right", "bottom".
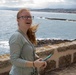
[{"left": 9, "top": 32, "right": 28, "bottom": 68}]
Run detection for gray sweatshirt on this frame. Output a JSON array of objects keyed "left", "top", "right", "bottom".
[{"left": 9, "top": 30, "right": 36, "bottom": 75}]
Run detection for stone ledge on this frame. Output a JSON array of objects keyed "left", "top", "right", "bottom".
[{"left": 0, "top": 54, "right": 10, "bottom": 68}]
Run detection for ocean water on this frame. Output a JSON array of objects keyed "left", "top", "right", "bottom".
[{"left": 0, "top": 10, "right": 76, "bottom": 55}]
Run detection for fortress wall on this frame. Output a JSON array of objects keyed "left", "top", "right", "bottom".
[
  {"left": 36, "top": 41, "right": 76, "bottom": 74},
  {"left": 0, "top": 41, "right": 76, "bottom": 75}
]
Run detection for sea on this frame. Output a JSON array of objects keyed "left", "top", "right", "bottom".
[{"left": 0, "top": 10, "right": 76, "bottom": 55}]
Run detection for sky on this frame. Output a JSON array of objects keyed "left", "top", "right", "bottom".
[{"left": 0, "top": 0, "right": 76, "bottom": 9}]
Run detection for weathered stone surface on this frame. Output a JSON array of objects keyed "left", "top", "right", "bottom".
[
  {"left": 45, "top": 63, "right": 76, "bottom": 75},
  {"left": 0, "top": 72, "right": 9, "bottom": 75},
  {"left": 37, "top": 39, "right": 72, "bottom": 47},
  {"left": 59, "top": 56, "right": 66, "bottom": 68},
  {"left": 57, "top": 46, "right": 67, "bottom": 52},
  {"left": 65, "top": 54, "right": 71, "bottom": 66},
  {"left": 57, "top": 44, "right": 76, "bottom": 52},
  {"left": 0, "top": 54, "right": 10, "bottom": 68},
  {"left": 37, "top": 49, "right": 55, "bottom": 57},
  {"left": 46, "top": 60, "right": 56, "bottom": 71},
  {"left": 0, "top": 60, "right": 11, "bottom": 68},
  {"left": 73, "top": 52, "right": 76, "bottom": 63},
  {"left": 69, "top": 44, "right": 76, "bottom": 50},
  {"left": 0, "top": 54, "right": 11, "bottom": 74},
  {"left": 59, "top": 54, "right": 71, "bottom": 68},
  {"left": 40, "top": 60, "right": 56, "bottom": 75}
]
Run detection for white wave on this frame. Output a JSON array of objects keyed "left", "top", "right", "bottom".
[
  {"left": 36, "top": 37, "right": 73, "bottom": 40},
  {"left": 0, "top": 41, "right": 9, "bottom": 55},
  {"left": 0, "top": 41, "right": 9, "bottom": 49},
  {"left": 36, "top": 37, "right": 62, "bottom": 40}
]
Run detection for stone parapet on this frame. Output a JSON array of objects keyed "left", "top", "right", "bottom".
[
  {"left": 36, "top": 41, "right": 76, "bottom": 74},
  {"left": 0, "top": 54, "right": 11, "bottom": 74},
  {"left": 0, "top": 41, "right": 76, "bottom": 75}
]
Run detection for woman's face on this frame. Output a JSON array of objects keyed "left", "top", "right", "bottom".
[{"left": 17, "top": 10, "right": 33, "bottom": 30}]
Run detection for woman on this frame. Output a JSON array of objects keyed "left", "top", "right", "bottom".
[{"left": 9, "top": 8, "right": 47, "bottom": 75}]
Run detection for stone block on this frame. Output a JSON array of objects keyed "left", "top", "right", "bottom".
[
  {"left": 59, "top": 56, "right": 66, "bottom": 68},
  {"left": 59, "top": 54, "right": 71, "bottom": 68},
  {"left": 40, "top": 60, "right": 56, "bottom": 75},
  {"left": 73, "top": 52, "right": 76, "bottom": 63},
  {"left": 57, "top": 46, "right": 67, "bottom": 52},
  {"left": 65, "top": 54, "right": 71, "bottom": 66},
  {"left": 57, "top": 44, "right": 76, "bottom": 52}
]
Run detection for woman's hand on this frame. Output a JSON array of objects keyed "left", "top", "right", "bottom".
[{"left": 34, "top": 58, "right": 47, "bottom": 69}]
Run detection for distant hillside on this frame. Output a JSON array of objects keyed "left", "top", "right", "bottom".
[
  {"left": 31, "top": 8, "right": 76, "bottom": 14},
  {"left": 0, "top": 7, "right": 76, "bottom": 13}
]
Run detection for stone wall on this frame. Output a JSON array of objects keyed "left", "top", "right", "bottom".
[
  {"left": 0, "top": 54, "right": 11, "bottom": 75},
  {"left": 0, "top": 41, "right": 76, "bottom": 75},
  {"left": 36, "top": 41, "right": 76, "bottom": 75}
]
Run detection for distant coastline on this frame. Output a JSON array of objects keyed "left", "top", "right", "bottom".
[
  {"left": 0, "top": 7, "right": 76, "bottom": 14},
  {"left": 31, "top": 8, "right": 76, "bottom": 14}
]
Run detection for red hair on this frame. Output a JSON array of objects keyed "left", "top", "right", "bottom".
[{"left": 27, "top": 25, "right": 38, "bottom": 45}]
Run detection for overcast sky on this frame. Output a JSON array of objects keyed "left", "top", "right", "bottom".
[{"left": 0, "top": 0, "right": 76, "bottom": 9}]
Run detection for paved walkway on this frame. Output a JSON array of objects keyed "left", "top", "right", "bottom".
[
  {"left": 1, "top": 63, "right": 76, "bottom": 75},
  {"left": 45, "top": 63, "right": 76, "bottom": 75}
]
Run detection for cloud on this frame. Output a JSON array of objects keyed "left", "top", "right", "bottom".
[
  {"left": 0, "top": 0, "right": 76, "bottom": 9},
  {"left": 20, "top": 0, "right": 76, "bottom": 9},
  {"left": 31, "top": 0, "right": 76, "bottom": 9}
]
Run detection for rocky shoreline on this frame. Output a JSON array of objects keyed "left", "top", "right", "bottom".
[{"left": 36, "top": 39, "right": 76, "bottom": 47}]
